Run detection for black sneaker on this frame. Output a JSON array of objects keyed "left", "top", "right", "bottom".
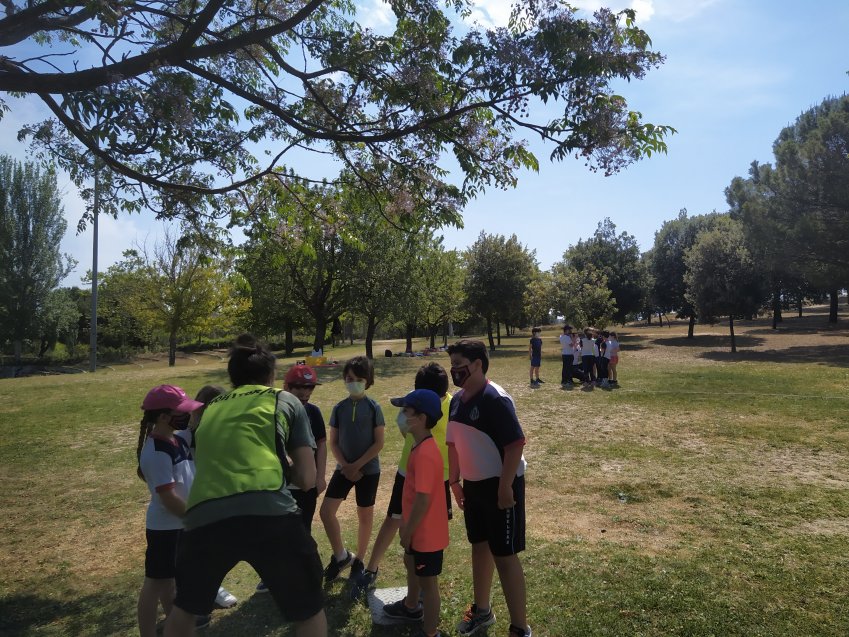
[
  {"left": 348, "top": 568, "right": 377, "bottom": 600},
  {"left": 509, "top": 624, "right": 532, "bottom": 637},
  {"left": 194, "top": 615, "right": 211, "bottom": 630},
  {"left": 456, "top": 604, "right": 495, "bottom": 635},
  {"left": 383, "top": 596, "right": 424, "bottom": 622},
  {"left": 324, "top": 550, "right": 353, "bottom": 583},
  {"left": 536, "top": 378, "right": 545, "bottom": 383},
  {"left": 350, "top": 557, "right": 365, "bottom": 579}
]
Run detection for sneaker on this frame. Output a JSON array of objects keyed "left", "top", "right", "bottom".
[
  {"left": 194, "top": 615, "right": 211, "bottom": 630},
  {"left": 536, "top": 378, "right": 544, "bottom": 384},
  {"left": 255, "top": 580, "right": 269, "bottom": 593},
  {"left": 456, "top": 604, "right": 495, "bottom": 636},
  {"left": 350, "top": 557, "right": 365, "bottom": 579},
  {"left": 508, "top": 624, "right": 532, "bottom": 637},
  {"left": 324, "top": 550, "right": 353, "bottom": 583},
  {"left": 601, "top": 379, "right": 610, "bottom": 388},
  {"left": 214, "top": 587, "right": 237, "bottom": 608},
  {"left": 383, "top": 597, "right": 424, "bottom": 622},
  {"left": 348, "top": 568, "right": 377, "bottom": 600}
]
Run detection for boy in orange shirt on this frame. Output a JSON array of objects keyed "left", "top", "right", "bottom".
[{"left": 382, "top": 389, "right": 448, "bottom": 637}]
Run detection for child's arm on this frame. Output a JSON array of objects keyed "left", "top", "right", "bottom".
[
  {"left": 448, "top": 444, "right": 464, "bottom": 511},
  {"left": 158, "top": 488, "right": 187, "bottom": 518},
  {"left": 315, "top": 438, "right": 328, "bottom": 494},
  {"left": 399, "top": 491, "right": 432, "bottom": 550},
  {"left": 498, "top": 442, "right": 524, "bottom": 510},
  {"left": 327, "top": 427, "right": 348, "bottom": 467},
  {"left": 289, "top": 445, "right": 317, "bottom": 491}
]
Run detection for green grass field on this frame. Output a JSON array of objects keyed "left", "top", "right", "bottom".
[{"left": 2, "top": 314, "right": 849, "bottom": 636}]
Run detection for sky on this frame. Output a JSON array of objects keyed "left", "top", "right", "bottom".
[{"left": 1, "top": 0, "right": 848, "bottom": 286}]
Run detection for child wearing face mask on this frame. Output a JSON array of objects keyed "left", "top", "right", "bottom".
[
  {"left": 319, "top": 356, "right": 385, "bottom": 584},
  {"left": 135, "top": 384, "right": 205, "bottom": 637}
]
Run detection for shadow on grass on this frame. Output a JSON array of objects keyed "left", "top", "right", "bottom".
[
  {"left": 0, "top": 591, "right": 136, "bottom": 637},
  {"left": 699, "top": 344, "right": 849, "bottom": 367},
  {"left": 651, "top": 334, "right": 766, "bottom": 349}
]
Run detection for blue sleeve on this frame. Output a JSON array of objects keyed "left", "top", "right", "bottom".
[{"left": 486, "top": 394, "right": 525, "bottom": 448}]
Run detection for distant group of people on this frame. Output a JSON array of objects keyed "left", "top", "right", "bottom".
[
  {"left": 529, "top": 325, "right": 620, "bottom": 389},
  {"left": 135, "top": 335, "right": 532, "bottom": 637}
]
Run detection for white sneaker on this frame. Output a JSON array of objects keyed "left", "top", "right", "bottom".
[{"left": 215, "top": 587, "right": 237, "bottom": 608}]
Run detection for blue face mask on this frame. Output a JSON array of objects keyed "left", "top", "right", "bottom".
[{"left": 396, "top": 410, "right": 410, "bottom": 436}]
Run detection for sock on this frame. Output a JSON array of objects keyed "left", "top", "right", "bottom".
[{"left": 334, "top": 549, "right": 348, "bottom": 562}]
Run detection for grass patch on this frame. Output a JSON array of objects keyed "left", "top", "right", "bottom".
[{"left": 2, "top": 320, "right": 849, "bottom": 635}]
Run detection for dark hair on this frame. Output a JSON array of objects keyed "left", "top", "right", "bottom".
[
  {"left": 415, "top": 362, "right": 449, "bottom": 398},
  {"left": 135, "top": 408, "right": 169, "bottom": 481},
  {"left": 195, "top": 384, "right": 225, "bottom": 405},
  {"left": 343, "top": 355, "right": 374, "bottom": 389},
  {"left": 228, "top": 333, "right": 276, "bottom": 387},
  {"left": 602, "top": 330, "right": 610, "bottom": 338},
  {"left": 531, "top": 327, "right": 541, "bottom": 334},
  {"left": 446, "top": 339, "right": 489, "bottom": 374}
]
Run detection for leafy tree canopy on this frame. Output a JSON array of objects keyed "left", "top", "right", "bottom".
[{"left": 1, "top": 0, "right": 672, "bottom": 227}]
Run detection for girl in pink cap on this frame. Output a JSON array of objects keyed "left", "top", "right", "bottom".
[{"left": 135, "top": 384, "right": 204, "bottom": 637}]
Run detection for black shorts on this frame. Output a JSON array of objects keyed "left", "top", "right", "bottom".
[
  {"left": 325, "top": 470, "right": 380, "bottom": 507},
  {"left": 405, "top": 548, "right": 443, "bottom": 577},
  {"left": 387, "top": 472, "right": 453, "bottom": 521},
  {"left": 462, "top": 475, "right": 526, "bottom": 556},
  {"left": 173, "top": 515, "right": 324, "bottom": 619},
  {"left": 145, "top": 528, "right": 181, "bottom": 579}
]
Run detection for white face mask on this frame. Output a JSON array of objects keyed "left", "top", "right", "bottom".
[
  {"left": 396, "top": 410, "right": 410, "bottom": 436},
  {"left": 346, "top": 380, "right": 366, "bottom": 396}
]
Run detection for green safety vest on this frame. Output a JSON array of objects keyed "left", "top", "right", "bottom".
[{"left": 187, "top": 385, "right": 288, "bottom": 511}]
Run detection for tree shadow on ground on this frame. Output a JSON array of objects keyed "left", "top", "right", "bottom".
[
  {"left": 699, "top": 344, "right": 849, "bottom": 367},
  {"left": 0, "top": 591, "right": 136, "bottom": 637},
  {"left": 651, "top": 334, "right": 766, "bottom": 349}
]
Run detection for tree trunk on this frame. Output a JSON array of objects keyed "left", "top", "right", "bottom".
[
  {"left": 829, "top": 290, "right": 839, "bottom": 323},
  {"left": 729, "top": 316, "right": 736, "bottom": 353},
  {"left": 496, "top": 321, "right": 501, "bottom": 346},
  {"left": 313, "top": 315, "right": 327, "bottom": 353},
  {"left": 284, "top": 319, "right": 294, "bottom": 356},
  {"left": 405, "top": 323, "right": 415, "bottom": 354},
  {"left": 429, "top": 325, "right": 436, "bottom": 349},
  {"left": 442, "top": 321, "right": 448, "bottom": 347},
  {"left": 798, "top": 298, "right": 803, "bottom": 318},
  {"left": 486, "top": 316, "right": 495, "bottom": 351},
  {"left": 365, "top": 316, "right": 377, "bottom": 360},
  {"left": 687, "top": 315, "right": 695, "bottom": 339},
  {"left": 13, "top": 339, "right": 22, "bottom": 365},
  {"left": 646, "top": 312, "right": 652, "bottom": 325},
  {"left": 168, "top": 331, "right": 177, "bottom": 367},
  {"left": 772, "top": 287, "right": 782, "bottom": 329}
]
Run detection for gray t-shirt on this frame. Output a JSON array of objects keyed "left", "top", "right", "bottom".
[
  {"left": 184, "top": 389, "right": 316, "bottom": 530},
  {"left": 330, "top": 396, "right": 385, "bottom": 475}
]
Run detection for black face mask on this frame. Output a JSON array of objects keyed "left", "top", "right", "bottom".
[
  {"left": 169, "top": 413, "right": 190, "bottom": 430},
  {"left": 450, "top": 364, "right": 471, "bottom": 388}
]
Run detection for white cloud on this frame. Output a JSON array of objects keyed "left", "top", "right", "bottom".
[
  {"left": 357, "top": 0, "right": 396, "bottom": 31},
  {"left": 467, "top": 0, "right": 513, "bottom": 28}
]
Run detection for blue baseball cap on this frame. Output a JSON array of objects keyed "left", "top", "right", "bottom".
[{"left": 389, "top": 389, "right": 442, "bottom": 422}]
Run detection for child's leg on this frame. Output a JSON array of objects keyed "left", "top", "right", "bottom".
[
  {"left": 404, "top": 551, "right": 421, "bottom": 606},
  {"left": 419, "top": 574, "right": 441, "bottom": 636},
  {"left": 162, "top": 605, "right": 196, "bottom": 637},
  {"left": 294, "top": 610, "right": 328, "bottom": 637},
  {"left": 366, "top": 516, "right": 401, "bottom": 572},
  {"left": 494, "top": 553, "right": 528, "bottom": 631},
  {"left": 471, "top": 541, "right": 495, "bottom": 610},
  {"left": 610, "top": 361, "right": 617, "bottom": 381},
  {"left": 355, "top": 505, "right": 375, "bottom": 561},
  {"left": 319, "top": 497, "right": 346, "bottom": 557},
  {"left": 138, "top": 578, "right": 175, "bottom": 637}
]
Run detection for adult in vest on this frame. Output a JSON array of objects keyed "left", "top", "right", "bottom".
[{"left": 165, "top": 334, "right": 327, "bottom": 637}]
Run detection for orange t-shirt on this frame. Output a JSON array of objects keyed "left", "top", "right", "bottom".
[{"left": 403, "top": 436, "right": 449, "bottom": 552}]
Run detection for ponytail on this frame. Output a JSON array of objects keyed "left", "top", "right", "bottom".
[
  {"left": 136, "top": 409, "right": 167, "bottom": 481},
  {"left": 136, "top": 418, "right": 152, "bottom": 481}
]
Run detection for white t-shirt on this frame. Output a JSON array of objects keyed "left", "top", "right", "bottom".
[
  {"left": 605, "top": 339, "right": 620, "bottom": 359},
  {"left": 580, "top": 337, "right": 598, "bottom": 357},
  {"left": 139, "top": 432, "right": 194, "bottom": 530},
  {"left": 559, "top": 334, "right": 574, "bottom": 356}
]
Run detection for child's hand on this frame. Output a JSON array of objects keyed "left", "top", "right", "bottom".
[
  {"left": 316, "top": 474, "right": 327, "bottom": 494},
  {"left": 399, "top": 525, "right": 411, "bottom": 550},
  {"left": 341, "top": 464, "right": 362, "bottom": 481},
  {"left": 497, "top": 483, "right": 516, "bottom": 510},
  {"left": 450, "top": 482, "right": 465, "bottom": 511}
]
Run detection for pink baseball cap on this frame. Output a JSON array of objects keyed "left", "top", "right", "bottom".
[{"left": 141, "top": 385, "right": 205, "bottom": 412}]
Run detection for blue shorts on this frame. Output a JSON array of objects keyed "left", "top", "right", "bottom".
[{"left": 530, "top": 356, "right": 542, "bottom": 367}]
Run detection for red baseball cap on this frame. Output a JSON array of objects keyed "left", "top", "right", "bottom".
[
  {"left": 284, "top": 364, "right": 321, "bottom": 387},
  {"left": 141, "top": 385, "right": 204, "bottom": 412}
]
